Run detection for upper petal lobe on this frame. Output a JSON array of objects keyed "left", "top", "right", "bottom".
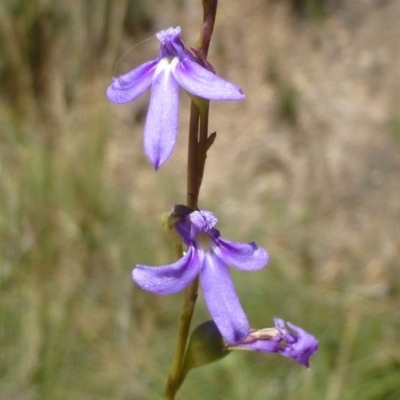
[
  {"left": 133, "top": 247, "right": 201, "bottom": 294},
  {"left": 217, "top": 238, "right": 269, "bottom": 271},
  {"left": 107, "top": 60, "right": 158, "bottom": 104},
  {"left": 172, "top": 59, "right": 245, "bottom": 101}
]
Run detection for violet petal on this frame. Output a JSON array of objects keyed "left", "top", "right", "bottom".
[
  {"left": 235, "top": 319, "right": 318, "bottom": 368},
  {"left": 200, "top": 252, "right": 249, "bottom": 344},
  {"left": 157, "top": 27, "right": 188, "bottom": 60},
  {"left": 189, "top": 210, "right": 218, "bottom": 240},
  {"left": 280, "top": 321, "right": 319, "bottom": 368},
  {"left": 106, "top": 60, "right": 158, "bottom": 104},
  {"left": 143, "top": 58, "right": 180, "bottom": 169},
  {"left": 132, "top": 247, "right": 200, "bottom": 294},
  {"left": 217, "top": 238, "right": 269, "bottom": 271},
  {"left": 240, "top": 338, "right": 282, "bottom": 353},
  {"left": 173, "top": 58, "right": 245, "bottom": 101}
]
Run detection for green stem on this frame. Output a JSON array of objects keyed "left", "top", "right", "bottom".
[
  {"left": 187, "top": 101, "right": 200, "bottom": 209},
  {"left": 162, "top": 1, "right": 218, "bottom": 398},
  {"left": 163, "top": 276, "right": 200, "bottom": 399},
  {"left": 197, "top": 101, "right": 210, "bottom": 193},
  {"left": 162, "top": 102, "right": 200, "bottom": 400}
]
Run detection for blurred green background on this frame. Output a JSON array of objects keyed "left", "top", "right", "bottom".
[{"left": 1, "top": 0, "right": 399, "bottom": 399}]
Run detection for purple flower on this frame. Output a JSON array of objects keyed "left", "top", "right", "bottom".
[
  {"left": 234, "top": 318, "right": 319, "bottom": 368},
  {"left": 107, "top": 27, "right": 245, "bottom": 169},
  {"left": 132, "top": 210, "right": 269, "bottom": 344}
]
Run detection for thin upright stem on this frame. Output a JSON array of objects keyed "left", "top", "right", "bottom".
[
  {"left": 197, "top": 101, "right": 210, "bottom": 192},
  {"left": 162, "top": 101, "right": 200, "bottom": 400},
  {"left": 162, "top": 1, "right": 218, "bottom": 399},
  {"left": 163, "top": 275, "right": 199, "bottom": 399},
  {"left": 197, "top": 0, "right": 218, "bottom": 57},
  {"left": 187, "top": 101, "right": 200, "bottom": 208}
]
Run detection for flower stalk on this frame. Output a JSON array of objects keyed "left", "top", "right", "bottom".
[
  {"left": 162, "top": 2, "right": 218, "bottom": 398},
  {"left": 187, "top": 101, "right": 200, "bottom": 209}
]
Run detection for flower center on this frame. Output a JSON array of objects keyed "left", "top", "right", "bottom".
[{"left": 196, "top": 232, "right": 214, "bottom": 253}]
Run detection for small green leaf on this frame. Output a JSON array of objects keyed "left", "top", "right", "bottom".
[
  {"left": 206, "top": 132, "right": 216, "bottom": 151},
  {"left": 182, "top": 320, "right": 229, "bottom": 371}
]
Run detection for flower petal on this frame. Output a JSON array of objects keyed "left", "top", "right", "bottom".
[
  {"left": 156, "top": 27, "right": 188, "bottom": 60},
  {"left": 216, "top": 238, "right": 269, "bottom": 271},
  {"left": 172, "top": 58, "right": 245, "bottom": 101},
  {"left": 132, "top": 247, "right": 200, "bottom": 294},
  {"left": 279, "top": 321, "right": 319, "bottom": 368},
  {"left": 144, "top": 58, "right": 180, "bottom": 169},
  {"left": 234, "top": 319, "right": 318, "bottom": 368},
  {"left": 107, "top": 60, "right": 158, "bottom": 104},
  {"left": 189, "top": 210, "right": 218, "bottom": 240},
  {"left": 239, "top": 338, "right": 282, "bottom": 353},
  {"left": 200, "top": 252, "right": 249, "bottom": 344}
]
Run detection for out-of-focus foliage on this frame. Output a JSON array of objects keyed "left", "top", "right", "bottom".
[
  {"left": 290, "top": 0, "right": 342, "bottom": 19},
  {"left": 0, "top": 103, "right": 158, "bottom": 399},
  {"left": 0, "top": 0, "right": 153, "bottom": 120}
]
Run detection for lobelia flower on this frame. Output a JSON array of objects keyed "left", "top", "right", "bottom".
[
  {"left": 132, "top": 209, "right": 269, "bottom": 344},
  {"left": 107, "top": 26, "right": 245, "bottom": 170},
  {"left": 231, "top": 318, "right": 319, "bottom": 368}
]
